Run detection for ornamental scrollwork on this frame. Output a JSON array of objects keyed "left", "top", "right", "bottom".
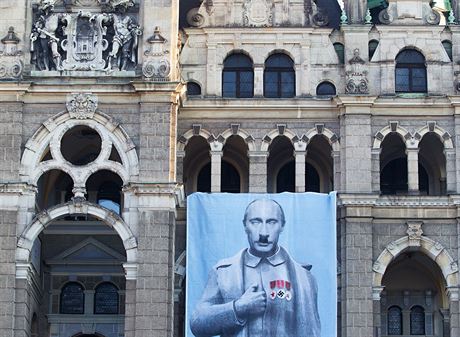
[{"left": 66, "top": 93, "right": 98, "bottom": 119}]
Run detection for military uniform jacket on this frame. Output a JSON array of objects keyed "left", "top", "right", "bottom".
[{"left": 190, "top": 247, "right": 321, "bottom": 337}]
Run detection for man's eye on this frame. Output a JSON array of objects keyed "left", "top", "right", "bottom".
[
  {"left": 267, "top": 220, "right": 277, "bottom": 225},
  {"left": 250, "top": 220, "right": 261, "bottom": 225}
]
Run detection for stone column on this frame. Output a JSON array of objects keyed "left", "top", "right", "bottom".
[
  {"left": 445, "top": 148, "right": 456, "bottom": 194},
  {"left": 371, "top": 148, "right": 381, "bottom": 193},
  {"left": 380, "top": 62, "right": 396, "bottom": 96},
  {"left": 123, "top": 270, "right": 137, "bottom": 337},
  {"left": 176, "top": 150, "right": 185, "bottom": 185},
  {"left": 254, "top": 64, "right": 264, "bottom": 97},
  {"left": 249, "top": 151, "right": 268, "bottom": 193},
  {"left": 372, "top": 287, "right": 384, "bottom": 337},
  {"left": 447, "top": 287, "right": 460, "bottom": 337},
  {"left": 299, "top": 41, "right": 311, "bottom": 96},
  {"left": 340, "top": 212, "right": 374, "bottom": 337},
  {"left": 295, "top": 150, "right": 306, "bottom": 192},
  {"left": 407, "top": 148, "right": 419, "bottom": 194},
  {"left": 210, "top": 150, "right": 222, "bottom": 192},
  {"left": 13, "top": 265, "right": 32, "bottom": 337},
  {"left": 207, "top": 43, "right": 218, "bottom": 96},
  {"left": 332, "top": 150, "right": 341, "bottom": 192}
]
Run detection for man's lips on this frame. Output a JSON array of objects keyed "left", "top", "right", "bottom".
[{"left": 256, "top": 241, "right": 272, "bottom": 246}]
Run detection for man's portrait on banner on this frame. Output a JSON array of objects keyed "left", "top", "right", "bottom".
[{"left": 186, "top": 193, "right": 336, "bottom": 337}]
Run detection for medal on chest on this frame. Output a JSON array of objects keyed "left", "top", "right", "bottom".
[{"left": 269, "top": 280, "right": 292, "bottom": 301}]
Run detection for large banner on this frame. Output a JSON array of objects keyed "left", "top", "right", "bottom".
[{"left": 186, "top": 192, "right": 337, "bottom": 337}]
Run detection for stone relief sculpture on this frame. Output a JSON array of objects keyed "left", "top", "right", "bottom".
[
  {"left": 30, "top": 0, "right": 66, "bottom": 70},
  {"left": 30, "top": 0, "right": 142, "bottom": 73},
  {"left": 0, "top": 27, "right": 23, "bottom": 79},
  {"left": 345, "top": 49, "right": 369, "bottom": 95},
  {"left": 105, "top": 0, "right": 142, "bottom": 71},
  {"left": 143, "top": 27, "right": 171, "bottom": 80}
]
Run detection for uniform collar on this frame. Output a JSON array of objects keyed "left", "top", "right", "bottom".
[{"left": 244, "top": 246, "right": 286, "bottom": 267}]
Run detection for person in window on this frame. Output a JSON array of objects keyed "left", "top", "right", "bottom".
[{"left": 190, "top": 199, "right": 320, "bottom": 337}]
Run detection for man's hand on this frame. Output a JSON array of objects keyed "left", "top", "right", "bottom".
[{"left": 234, "top": 283, "right": 266, "bottom": 319}]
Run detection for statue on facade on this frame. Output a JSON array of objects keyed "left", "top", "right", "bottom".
[
  {"left": 105, "top": 0, "right": 141, "bottom": 71},
  {"left": 30, "top": 0, "right": 66, "bottom": 70}
]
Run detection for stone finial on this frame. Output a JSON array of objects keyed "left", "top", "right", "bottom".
[
  {"left": 145, "top": 27, "right": 167, "bottom": 56},
  {"left": 1, "top": 27, "right": 20, "bottom": 45},
  {"left": 448, "top": 9, "right": 456, "bottom": 24},
  {"left": 365, "top": 8, "right": 372, "bottom": 24},
  {"left": 66, "top": 93, "right": 98, "bottom": 119},
  {"left": 340, "top": 8, "right": 348, "bottom": 25}
]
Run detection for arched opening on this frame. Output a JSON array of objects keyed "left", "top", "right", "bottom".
[
  {"left": 267, "top": 136, "right": 294, "bottom": 193},
  {"left": 61, "top": 125, "right": 102, "bottom": 166},
  {"left": 36, "top": 170, "right": 73, "bottom": 211},
  {"left": 60, "top": 282, "right": 85, "bottom": 314},
  {"left": 264, "top": 53, "right": 295, "bottom": 98},
  {"left": 86, "top": 170, "right": 123, "bottom": 214},
  {"left": 307, "top": 135, "right": 334, "bottom": 193},
  {"left": 395, "top": 49, "right": 427, "bottom": 93},
  {"left": 94, "top": 282, "right": 119, "bottom": 314},
  {"left": 187, "top": 82, "right": 202, "bottom": 96},
  {"left": 380, "top": 251, "right": 447, "bottom": 337},
  {"left": 333, "top": 42, "right": 345, "bottom": 64},
  {"left": 183, "top": 136, "right": 211, "bottom": 194},
  {"left": 316, "top": 81, "right": 336, "bottom": 96},
  {"left": 380, "top": 134, "right": 407, "bottom": 195},
  {"left": 222, "top": 135, "right": 249, "bottom": 193},
  {"left": 369, "top": 40, "right": 379, "bottom": 61},
  {"left": 222, "top": 53, "right": 254, "bottom": 98},
  {"left": 418, "top": 133, "right": 446, "bottom": 196},
  {"left": 442, "top": 40, "right": 452, "bottom": 61}
]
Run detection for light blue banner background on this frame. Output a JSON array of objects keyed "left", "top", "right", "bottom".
[{"left": 186, "top": 192, "right": 337, "bottom": 337}]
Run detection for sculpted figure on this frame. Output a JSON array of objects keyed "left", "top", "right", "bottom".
[
  {"left": 30, "top": 0, "right": 65, "bottom": 70},
  {"left": 105, "top": 0, "right": 141, "bottom": 71}
]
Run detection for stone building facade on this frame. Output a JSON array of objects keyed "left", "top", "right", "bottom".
[{"left": 0, "top": 0, "right": 459, "bottom": 337}]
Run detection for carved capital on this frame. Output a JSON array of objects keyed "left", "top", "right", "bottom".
[{"left": 66, "top": 93, "right": 98, "bottom": 119}]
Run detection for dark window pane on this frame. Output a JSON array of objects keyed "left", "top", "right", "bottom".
[
  {"left": 317, "top": 82, "right": 336, "bottom": 96},
  {"left": 411, "top": 68, "right": 427, "bottom": 92},
  {"left": 281, "top": 72, "right": 295, "bottom": 97},
  {"left": 224, "top": 54, "right": 252, "bottom": 68},
  {"left": 266, "top": 54, "right": 294, "bottom": 68},
  {"left": 264, "top": 72, "right": 278, "bottom": 97},
  {"left": 442, "top": 40, "right": 453, "bottom": 61},
  {"left": 388, "top": 306, "right": 402, "bottom": 335},
  {"left": 223, "top": 71, "right": 237, "bottom": 97},
  {"left": 187, "top": 82, "right": 201, "bottom": 96},
  {"left": 95, "top": 283, "right": 119, "bottom": 314},
  {"left": 395, "top": 68, "right": 410, "bottom": 92},
  {"left": 239, "top": 71, "right": 254, "bottom": 98},
  {"left": 334, "top": 43, "right": 345, "bottom": 64},
  {"left": 60, "top": 283, "right": 84, "bottom": 314},
  {"left": 397, "top": 50, "right": 425, "bottom": 63},
  {"left": 221, "top": 161, "right": 240, "bottom": 193},
  {"left": 369, "top": 40, "right": 379, "bottom": 60},
  {"left": 410, "top": 306, "right": 425, "bottom": 335}
]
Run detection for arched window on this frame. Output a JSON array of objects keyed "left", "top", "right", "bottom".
[
  {"left": 395, "top": 49, "right": 427, "bottom": 93},
  {"left": 387, "top": 306, "right": 402, "bottom": 335},
  {"left": 222, "top": 53, "right": 254, "bottom": 98},
  {"left": 368, "top": 40, "right": 379, "bottom": 61},
  {"left": 187, "top": 82, "right": 201, "bottom": 96},
  {"left": 97, "top": 181, "right": 121, "bottom": 214},
  {"left": 333, "top": 43, "right": 345, "bottom": 64},
  {"left": 221, "top": 161, "right": 241, "bottom": 193},
  {"left": 60, "top": 282, "right": 85, "bottom": 314},
  {"left": 442, "top": 40, "right": 453, "bottom": 61},
  {"left": 94, "top": 282, "right": 119, "bottom": 314},
  {"left": 316, "top": 81, "right": 337, "bottom": 96},
  {"left": 410, "top": 306, "right": 425, "bottom": 335},
  {"left": 264, "top": 53, "right": 295, "bottom": 98}
]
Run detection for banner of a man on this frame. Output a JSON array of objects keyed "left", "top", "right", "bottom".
[{"left": 186, "top": 193, "right": 337, "bottom": 337}]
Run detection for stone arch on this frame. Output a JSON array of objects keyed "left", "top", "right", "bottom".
[
  {"left": 177, "top": 126, "right": 213, "bottom": 152},
  {"left": 261, "top": 125, "right": 300, "bottom": 152},
  {"left": 372, "top": 122, "right": 414, "bottom": 149},
  {"left": 218, "top": 125, "right": 256, "bottom": 152},
  {"left": 373, "top": 235, "right": 458, "bottom": 291},
  {"left": 414, "top": 122, "right": 454, "bottom": 149},
  {"left": 263, "top": 49, "right": 298, "bottom": 65},
  {"left": 16, "top": 200, "right": 138, "bottom": 267},
  {"left": 304, "top": 124, "right": 340, "bottom": 152},
  {"left": 20, "top": 110, "right": 139, "bottom": 184},
  {"left": 219, "top": 48, "right": 254, "bottom": 65}
]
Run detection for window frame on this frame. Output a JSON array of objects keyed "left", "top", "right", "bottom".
[
  {"left": 60, "top": 282, "right": 85, "bottom": 315},
  {"left": 263, "top": 53, "right": 296, "bottom": 98},
  {"left": 395, "top": 49, "right": 427, "bottom": 94},
  {"left": 94, "top": 282, "right": 119, "bottom": 315},
  {"left": 222, "top": 54, "right": 254, "bottom": 98}
]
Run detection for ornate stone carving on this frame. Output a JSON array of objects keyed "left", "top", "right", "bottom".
[
  {"left": 66, "top": 93, "right": 98, "bottom": 119},
  {"left": 186, "top": 8, "right": 206, "bottom": 27},
  {"left": 243, "top": 0, "right": 273, "bottom": 27},
  {"left": 378, "top": 8, "right": 393, "bottom": 24},
  {"left": 346, "top": 49, "right": 369, "bottom": 94},
  {"left": 0, "top": 26, "right": 23, "bottom": 79},
  {"left": 30, "top": 0, "right": 142, "bottom": 73},
  {"left": 407, "top": 221, "right": 423, "bottom": 246},
  {"left": 312, "top": 7, "right": 329, "bottom": 27},
  {"left": 425, "top": 8, "right": 441, "bottom": 25},
  {"left": 143, "top": 27, "right": 170, "bottom": 80}
]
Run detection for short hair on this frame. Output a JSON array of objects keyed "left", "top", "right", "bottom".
[{"left": 242, "top": 199, "right": 286, "bottom": 225}]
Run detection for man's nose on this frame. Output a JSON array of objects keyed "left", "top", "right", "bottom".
[{"left": 259, "top": 222, "right": 269, "bottom": 236}]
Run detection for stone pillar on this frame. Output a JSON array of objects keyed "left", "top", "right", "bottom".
[
  {"left": 207, "top": 43, "right": 218, "bottom": 96},
  {"left": 445, "top": 148, "right": 456, "bottom": 194},
  {"left": 295, "top": 150, "right": 306, "bottom": 192},
  {"left": 344, "top": 0, "right": 368, "bottom": 24},
  {"left": 13, "top": 265, "right": 32, "bottom": 337},
  {"left": 407, "top": 148, "right": 419, "bottom": 194},
  {"left": 210, "top": 150, "right": 222, "bottom": 192},
  {"left": 332, "top": 150, "right": 341, "bottom": 192},
  {"left": 254, "top": 64, "right": 264, "bottom": 97},
  {"left": 372, "top": 287, "right": 384, "bottom": 337},
  {"left": 380, "top": 62, "right": 396, "bottom": 96},
  {"left": 340, "top": 211, "right": 374, "bottom": 337},
  {"left": 176, "top": 150, "right": 185, "bottom": 185},
  {"left": 447, "top": 287, "right": 460, "bottom": 337},
  {"left": 249, "top": 151, "right": 268, "bottom": 193},
  {"left": 299, "top": 41, "right": 311, "bottom": 96},
  {"left": 371, "top": 148, "right": 381, "bottom": 193},
  {"left": 123, "top": 274, "right": 137, "bottom": 337}
]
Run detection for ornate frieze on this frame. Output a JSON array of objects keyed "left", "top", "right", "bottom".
[
  {"left": 243, "top": 0, "right": 274, "bottom": 27},
  {"left": 345, "top": 49, "right": 369, "bottom": 95},
  {"left": 66, "top": 93, "right": 98, "bottom": 119},
  {"left": 0, "top": 26, "right": 23, "bottom": 79},
  {"left": 30, "top": 0, "right": 142, "bottom": 73}
]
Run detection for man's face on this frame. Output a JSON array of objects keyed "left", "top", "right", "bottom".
[{"left": 243, "top": 200, "right": 284, "bottom": 258}]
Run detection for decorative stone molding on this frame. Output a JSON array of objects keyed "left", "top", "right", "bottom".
[
  {"left": 378, "top": 8, "right": 393, "bottom": 24},
  {"left": 177, "top": 126, "right": 213, "bottom": 151},
  {"left": 66, "top": 93, "right": 98, "bottom": 119},
  {"left": 243, "top": 0, "right": 274, "bottom": 27},
  {"left": 143, "top": 27, "right": 171, "bottom": 80},
  {"left": 406, "top": 221, "right": 423, "bottom": 246},
  {"left": 186, "top": 7, "right": 206, "bottom": 28},
  {"left": 123, "top": 262, "right": 138, "bottom": 280},
  {"left": 346, "top": 49, "right": 368, "bottom": 95},
  {"left": 0, "top": 26, "right": 23, "bottom": 79},
  {"left": 425, "top": 8, "right": 441, "bottom": 25}
]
